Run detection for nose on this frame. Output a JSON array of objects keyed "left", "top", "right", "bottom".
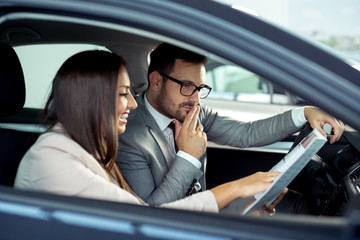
[
  {"left": 189, "top": 89, "right": 200, "bottom": 103},
  {"left": 128, "top": 93, "right": 138, "bottom": 110}
]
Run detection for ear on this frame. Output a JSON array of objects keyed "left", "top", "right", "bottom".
[{"left": 149, "top": 71, "right": 163, "bottom": 93}]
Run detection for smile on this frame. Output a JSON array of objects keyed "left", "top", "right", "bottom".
[{"left": 119, "top": 112, "right": 129, "bottom": 123}]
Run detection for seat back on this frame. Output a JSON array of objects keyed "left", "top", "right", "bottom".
[
  {"left": 0, "top": 42, "right": 39, "bottom": 186},
  {"left": 0, "top": 42, "right": 26, "bottom": 116}
]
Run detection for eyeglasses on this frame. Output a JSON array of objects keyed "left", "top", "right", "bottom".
[{"left": 159, "top": 72, "right": 212, "bottom": 99}]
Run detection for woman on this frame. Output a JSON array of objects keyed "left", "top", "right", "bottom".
[{"left": 14, "top": 50, "right": 282, "bottom": 213}]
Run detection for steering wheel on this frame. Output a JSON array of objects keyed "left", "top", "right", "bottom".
[{"left": 289, "top": 123, "right": 360, "bottom": 215}]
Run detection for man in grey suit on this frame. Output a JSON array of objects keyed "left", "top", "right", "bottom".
[{"left": 117, "top": 43, "right": 345, "bottom": 213}]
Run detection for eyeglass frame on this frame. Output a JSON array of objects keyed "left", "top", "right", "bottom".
[{"left": 158, "top": 72, "right": 212, "bottom": 99}]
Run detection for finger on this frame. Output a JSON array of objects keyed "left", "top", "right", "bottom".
[
  {"left": 317, "top": 126, "right": 327, "bottom": 139},
  {"left": 264, "top": 203, "right": 273, "bottom": 213},
  {"left": 268, "top": 171, "right": 281, "bottom": 180},
  {"left": 197, "top": 123, "right": 207, "bottom": 143},
  {"left": 181, "top": 106, "right": 197, "bottom": 130},
  {"left": 196, "top": 123, "right": 203, "bottom": 133},
  {"left": 187, "top": 106, "right": 200, "bottom": 131},
  {"left": 263, "top": 205, "right": 276, "bottom": 216},
  {"left": 330, "top": 132, "right": 339, "bottom": 144},
  {"left": 267, "top": 175, "right": 275, "bottom": 183},
  {"left": 264, "top": 188, "right": 288, "bottom": 216},
  {"left": 308, "top": 120, "right": 327, "bottom": 139},
  {"left": 268, "top": 171, "right": 281, "bottom": 176},
  {"left": 329, "top": 118, "right": 345, "bottom": 144},
  {"left": 202, "top": 131, "right": 207, "bottom": 141},
  {"left": 339, "top": 120, "right": 346, "bottom": 128},
  {"left": 305, "top": 106, "right": 328, "bottom": 138}
]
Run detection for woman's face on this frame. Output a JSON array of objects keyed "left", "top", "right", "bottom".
[{"left": 116, "top": 65, "right": 137, "bottom": 134}]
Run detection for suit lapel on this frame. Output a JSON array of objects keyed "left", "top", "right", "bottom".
[{"left": 137, "top": 94, "right": 174, "bottom": 169}]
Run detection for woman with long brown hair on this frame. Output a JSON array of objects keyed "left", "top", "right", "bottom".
[{"left": 14, "top": 50, "right": 282, "bottom": 213}]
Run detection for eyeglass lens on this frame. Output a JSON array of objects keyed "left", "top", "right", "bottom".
[{"left": 181, "top": 84, "right": 210, "bottom": 98}]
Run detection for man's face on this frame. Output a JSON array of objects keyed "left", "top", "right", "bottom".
[{"left": 156, "top": 59, "right": 206, "bottom": 122}]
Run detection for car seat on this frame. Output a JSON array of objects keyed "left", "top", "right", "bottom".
[{"left": 0, "top": 42, "right": 39, "bottom": 186}]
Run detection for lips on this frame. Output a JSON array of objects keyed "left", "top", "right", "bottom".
[
  {"left": 180, "top": 102, "right": 197, "bottom": 111},
  {"left": 184, "top": 106, "right": 193, "bottom": 111},
  {"left": 119, "top": 111, "right": 129, "bottom": 124}
]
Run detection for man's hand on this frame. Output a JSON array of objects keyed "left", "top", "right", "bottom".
[
  {"left": 304, "top": 106, "right": 346, "bottom": 144},
  {"left": 174, "top": 106, "right": 207, "bottom": 159}
]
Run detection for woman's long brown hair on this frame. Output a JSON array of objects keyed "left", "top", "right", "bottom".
[{"left": 44, "top": 50, "right": 133, "bottom": 193}]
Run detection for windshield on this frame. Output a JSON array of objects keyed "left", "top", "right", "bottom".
[{"left": 214, "top": 0, "right": 360, "bottom": 67}]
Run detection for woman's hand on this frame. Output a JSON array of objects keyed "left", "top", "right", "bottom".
[
  {"left": 233, "top": 171, "right": 281, "bottom": 198},
  {"left": 210, "top": 171, "right": 281, "bottom": 210}
]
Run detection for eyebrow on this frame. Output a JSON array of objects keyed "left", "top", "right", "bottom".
[
  {"left": 118, "top": 85, "right": 130, "bottom": 88},
  {"left": 182, "top": 80, "right": 206, "bottom": 87}
]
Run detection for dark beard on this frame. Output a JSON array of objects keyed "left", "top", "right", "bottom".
[
  {"left": 175, "top": 102, "right": 196, "bottom": 121},
  {"left": 156, "top": 95, "right": 196, "bottom": 122}
]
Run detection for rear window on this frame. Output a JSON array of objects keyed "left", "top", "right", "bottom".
[{"left": 14, "top": 44, "right": 108, "bottom": 109}]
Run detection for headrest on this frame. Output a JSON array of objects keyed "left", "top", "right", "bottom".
[{"left": 0, "top": 42, "right": 26, "bottom": 117}]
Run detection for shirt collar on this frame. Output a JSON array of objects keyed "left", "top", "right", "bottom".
[{"left": 144, "top": 92, "right": 174, "bottom": 131}]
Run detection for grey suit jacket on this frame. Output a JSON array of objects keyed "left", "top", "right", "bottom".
[{"left": 117, "top": 93, "right": 299, "bottom": 206}]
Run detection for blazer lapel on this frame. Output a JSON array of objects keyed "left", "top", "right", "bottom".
[{"left": 137, "top": 94, "right": 174, "bottom": 169}]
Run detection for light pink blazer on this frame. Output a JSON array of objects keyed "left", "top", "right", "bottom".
[{"left": 14, "top": 126, "right": 218, "bottom": 213}]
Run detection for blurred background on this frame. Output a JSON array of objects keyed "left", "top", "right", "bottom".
[{"left": 215, "top": 0, "right": 360, "bottom": 62}]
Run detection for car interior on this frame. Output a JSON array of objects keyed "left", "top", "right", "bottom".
[{"left": 0, "top": 8, "right": 360, "bottom": 223}]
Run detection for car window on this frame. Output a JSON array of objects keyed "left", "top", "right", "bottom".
[
  {"left": 206, "top": 61, "right": 294, "bottom": 105},
  {"left": 14, "top": 44, "right": 108, "bottom": 109}
]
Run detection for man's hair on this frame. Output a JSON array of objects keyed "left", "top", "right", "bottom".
[
  {"left": 44, "top": 50, "right": 133, "bottom": 192},
  {"left": 148, "top": 43, "right": 207, "bottom": 83}
]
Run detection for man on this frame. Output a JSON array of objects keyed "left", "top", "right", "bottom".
[{"left": 117, "top": 43, "right": 345, "bottom": 213}]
